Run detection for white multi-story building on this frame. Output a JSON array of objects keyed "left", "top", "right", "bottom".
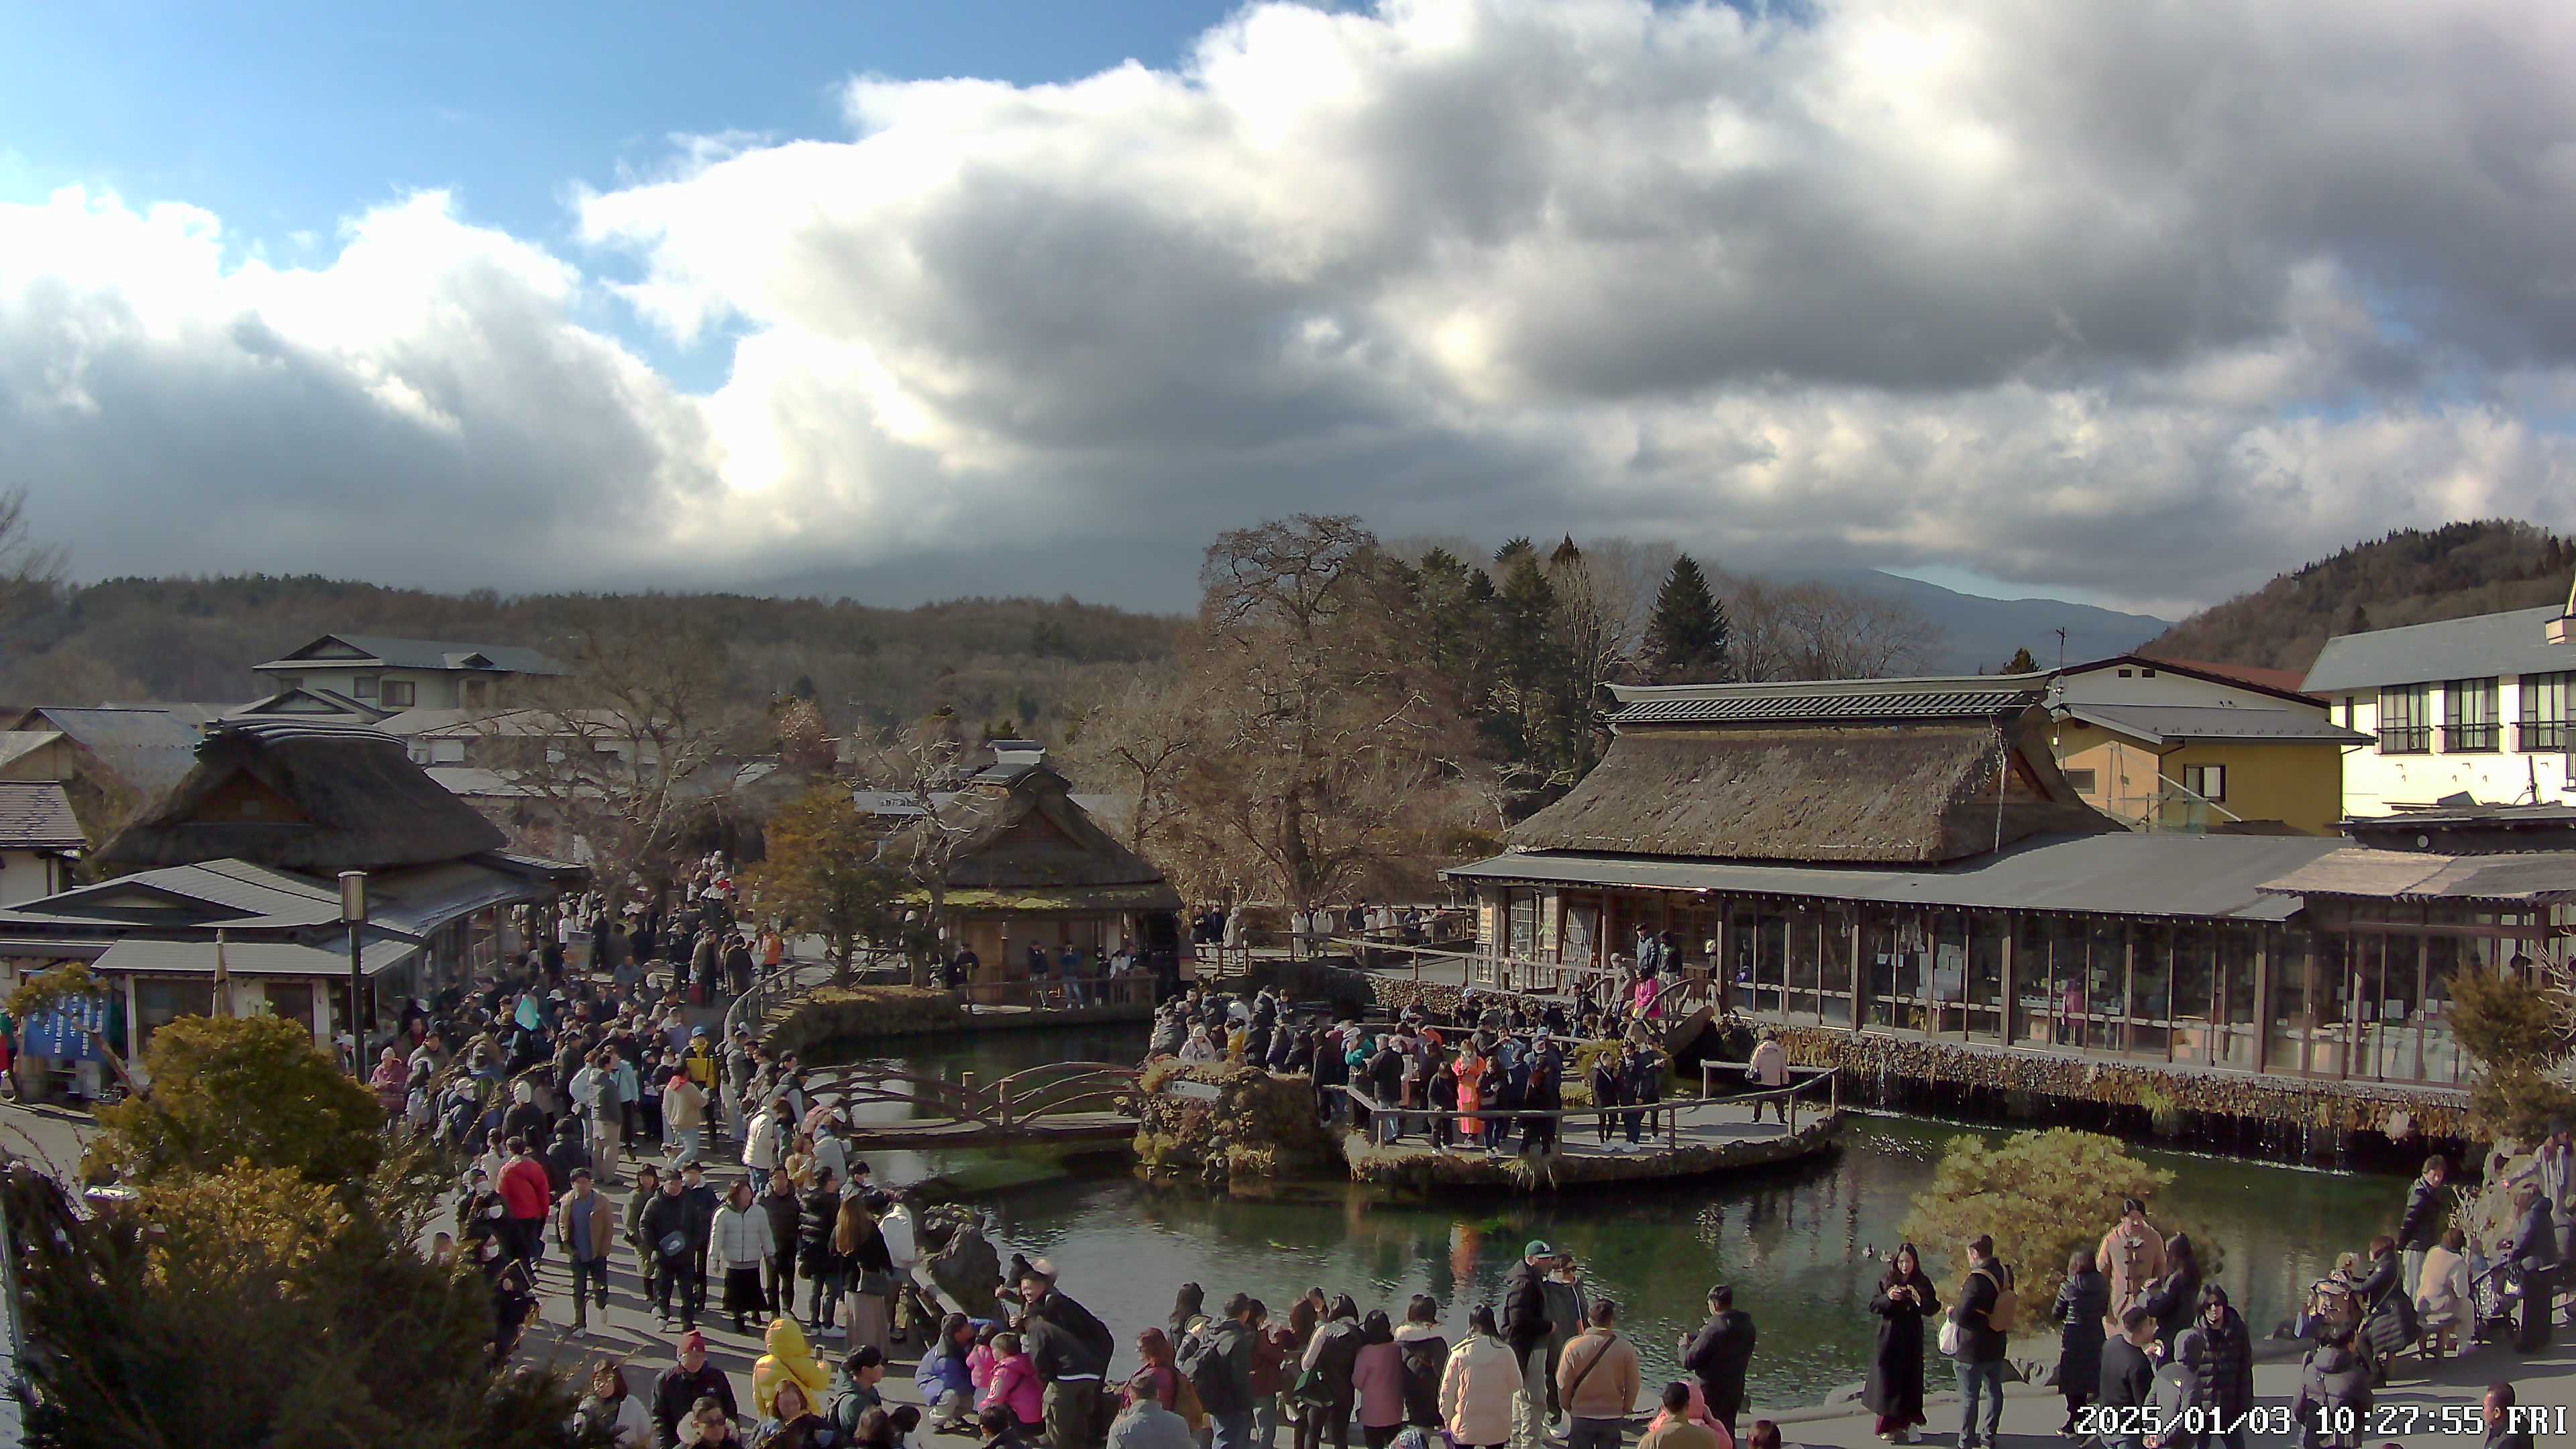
[{"left": 2303, "top": 601, "right": 2576, "bottom": 816}]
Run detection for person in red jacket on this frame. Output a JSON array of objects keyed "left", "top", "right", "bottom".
[{"left": 496, "top": 1135, "right": 553, "bottom": 1269}]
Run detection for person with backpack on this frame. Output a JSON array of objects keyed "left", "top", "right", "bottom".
[
  {"left": 1130, "top": 1328, "right": 1203, "bottom": 1438},
  {"left": 2288, "top": 1329, "right": 2370, "bottom": 1449},
  {"left": 826, "top": 1346, "right": 890, "bottom": 1444},
  {"left": 1497, "top": 1243, "right": 1554, "bottom": 1449},
  {"left": 1393, "top": 1296, "right": 1448, "bottom": 1432},
  {"left": 1297, "top": 1295, "right": 1366, "bottom": 1449},
  {"left": 1185, "top": 1293, "right": 1260, "bottom": 1449},
  {"left": 553, "top": 1167, "right": 616, "bottom": 1335},
  {"left": 1554, "top": 1301, "right": 1642, "bottom": 1449},
  {"left": 1945, "top": 1235, "right": 2015, "bottom": 1449}
]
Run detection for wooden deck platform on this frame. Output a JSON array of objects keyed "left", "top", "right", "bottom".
[{"left": 1340, "top": 1104, "right": 1841, "bottom": 1190}]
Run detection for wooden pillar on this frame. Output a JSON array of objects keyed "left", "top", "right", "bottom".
[
  {"left": 1714, "top": 900, "right": 1733, "bottom": 1015},
  {"left": 1849, "top": 906, "right": 1868, "bottom": 1032},
  {"left": 2252, "top": 929, "right": 2272, "bottom": 1077},
  {"left": 1998, "top": 910, "right": 2016, "bottom": 1045}
]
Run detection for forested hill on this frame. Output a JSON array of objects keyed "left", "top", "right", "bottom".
[
  {"left": 2143, "top": 521, "right": 2575, "bottom": 674},
  {"left": 0, "top": 575, "right": 1187, "bottom": 736}
]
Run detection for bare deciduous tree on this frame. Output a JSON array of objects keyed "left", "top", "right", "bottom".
[{"left": 482, "top": 612, "right": 765, "bottom": 898}]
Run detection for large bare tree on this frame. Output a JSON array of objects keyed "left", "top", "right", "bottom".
[
  {"left": 480, "top": 611, "right": 765, "bottom": 897},
  {"left": 1159, "top": 515, "right": 1456, "bottom": 904},
  {"left": 847, "top": 712, "right": 989, "bottom": 987}
]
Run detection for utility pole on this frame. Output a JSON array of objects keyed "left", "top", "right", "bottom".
[{"left": 339, "top": 871, "right": 368, "bottom": 1075}]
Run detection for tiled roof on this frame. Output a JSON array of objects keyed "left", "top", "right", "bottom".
[
  {"left": 1611, "top": 687, "right": 2042, "bottom": 725},
  {"left": 256, "top": 633, "right": 568, "bottom": 676},
  {"left": 2057, "top": 703, "right": 2371, "bottom": 745},
  {"left": 2304, "top": 606, "right": 2576, "bottom": 692},
  {"left": 0, "top": 782, "right": 82, "bottom": 851}
]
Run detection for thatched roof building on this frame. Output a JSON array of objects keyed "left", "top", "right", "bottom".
[
  {"left": 870, "top": 742, "right": 1181, "bottom": 978},
  {"left": 1508, "top": 677, "right": 2110, "bottom": 865},
  {"left": 97, "top": 718, "right": 504, "bottom": 874}
]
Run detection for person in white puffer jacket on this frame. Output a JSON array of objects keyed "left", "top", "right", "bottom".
[{"left": 712, "top": 1179, "right": 777, "bottom": 1334}]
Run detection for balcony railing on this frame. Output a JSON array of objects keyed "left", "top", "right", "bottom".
[
  {"left": 2377, "top": 725, "right": 2431, "bottom": 755},
  {"left": 2517, "top": 720, "right": 2570, "bottom": 752},
  {"left": 2442, "top": 722, "right": 2499, "bottom": 753}
]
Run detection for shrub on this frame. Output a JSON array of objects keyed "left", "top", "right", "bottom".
[
  {"left": 86, "top": 1014, "right": 384, "bottom": 1189},
  {"left": 1900, "top": 1128, "right": 2224, "bottom": 1285}
]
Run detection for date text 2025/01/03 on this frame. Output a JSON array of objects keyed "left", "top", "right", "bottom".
[{"left": 2076, "top": 1403, "right": 2565, "bottom": 1440}]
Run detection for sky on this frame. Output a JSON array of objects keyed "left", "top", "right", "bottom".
[{"left": 3, "top": 0, "right": 2574, "bottom": 616}]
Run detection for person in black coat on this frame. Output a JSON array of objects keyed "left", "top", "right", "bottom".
[
  {"left": 2051, "top": 1248, "right": 2111, "bottom": 1436},
  {"left": 1863, "top": 1244, "right": 1940, "bottom": 1441},
  {"left": 2355, "top": 1236, "right": 2416, "bottom": 1377},
  {"left": 1680, "top": 1284, "right": 1756, "bottom": 1438},
  {"left": 544, "top": 1116, "right": 590, "bottom": 1197},
  {"left": 2141, "top": 1234, "right": 2201, "bottom": 1351},
  {"left": 2176, "top": 1286, "right": 2255, "bottom": 1449},
  {"left": 2096, "top": 1308, "right": 2159, "bottom": 1449},
  {"left": 1588, "top": 1054, "right": 1623, "bottom": 1144},
  {"left": 2395, "top": 1154, "right": 2448, "bottom": 1286},
  {"left": 2507, "top": 1183, "right": 2559, "bottom": 1352}
]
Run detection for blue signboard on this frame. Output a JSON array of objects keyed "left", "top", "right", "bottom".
[{"left": 22, "top": 993, "right": 107, "bottom": 1061}]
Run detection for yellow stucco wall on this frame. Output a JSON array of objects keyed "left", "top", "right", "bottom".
[{"left": 2053, "top": 722, "right": 2345, "bottom": 835}]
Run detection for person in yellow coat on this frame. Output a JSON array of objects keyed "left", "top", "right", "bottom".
[{"left": 753, "top": 1316, "right": 830, "bottom": 1420}]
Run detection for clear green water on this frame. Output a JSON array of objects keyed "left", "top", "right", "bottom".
[{"left": 818, "top": 1027, "right": 2394, "bottom": 1409}]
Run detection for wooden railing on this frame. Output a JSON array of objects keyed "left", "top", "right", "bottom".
[
  {"left": 806, "top": 1061, "right": 1140, "bottom": 1129},
  {"left": 1696, "top": 1061, "right": 1841, "bottom": 1134},
  {"left": 955, "top": 973, "right": 1157, "bottom": 1012},
  {"left": 1340, "top": 1063, "right": 1839, "bottom": 1150}
]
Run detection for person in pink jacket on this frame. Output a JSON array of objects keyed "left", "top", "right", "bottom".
[
  {"left": 1349, "top": 1310, "right": 1408, "bottom": 1447},
  {"left": 979, "top": 1330, "right": 1045, "bottom": 1434}
]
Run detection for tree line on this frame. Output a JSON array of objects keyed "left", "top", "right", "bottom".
[{"left": 1063, "top": 515, "right": 1939, "bottom": 906}]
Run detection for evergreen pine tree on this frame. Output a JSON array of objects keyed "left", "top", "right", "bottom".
[
  {"left": 1644, "top": 555, "right": 1731, "bottom": 682},
  {"left": 2000, "top": 646, "right": 2038, "bottom": 674}
]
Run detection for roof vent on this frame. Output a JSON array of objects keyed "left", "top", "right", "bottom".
[{"left": 991, "top": 739, "right": 1044, "bottom": 767}]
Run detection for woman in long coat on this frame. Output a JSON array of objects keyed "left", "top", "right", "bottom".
[
  {"left": 2051, "top": 1248, "right": 2111, "bottom": 1438},
  {"left": 1452, "top": 1049, "right": 1489, "bottom": 1146},
  {"left": 1862, "top": 1244, "right": 1940, "bottom": 1442}
]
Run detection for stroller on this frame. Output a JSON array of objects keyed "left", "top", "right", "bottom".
[{"left": 2464, "top": 1245, "right": 2522, "bottom": 1346}]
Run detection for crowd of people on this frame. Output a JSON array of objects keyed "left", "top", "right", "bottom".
[
  {"left": 344, "top": 861, "right": 2571, "bottom": 1449},
  {"left": 1149, "top": 985, "right": 1700, "bottom": 1155}
]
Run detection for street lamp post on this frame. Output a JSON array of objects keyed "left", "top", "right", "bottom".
[{"left": 339, "top": 870, "right": 367, "bottom": 1075}]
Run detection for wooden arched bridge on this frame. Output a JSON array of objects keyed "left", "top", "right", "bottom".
[{"left": 802, "top": 1061, "right": 1142, "bottom": 1148}]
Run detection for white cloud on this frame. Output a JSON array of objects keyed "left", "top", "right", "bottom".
[{"left": 6, "top": 0, "right": 2576, "bottom": 610}]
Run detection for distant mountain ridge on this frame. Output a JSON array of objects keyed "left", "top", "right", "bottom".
[
  {"left": 1787, "top": 568, "right": 2173, "bottom": 674},
  {"left": 2141, "top": 520, "right": 2575, "bottom": 675}
]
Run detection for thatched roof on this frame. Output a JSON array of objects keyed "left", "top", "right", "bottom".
[
  {"left": 1507, "top": 713, "right": 2112, "bottom": 865},
  {"left": 897, "top": 761, "right": 1172, "bottom": 898},
  {"left": 97, "top": 719, "right": 504, "bottom": 874}
]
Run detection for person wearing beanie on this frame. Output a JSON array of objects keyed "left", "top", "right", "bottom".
[{"left": 656, "top": 1330, "right": 737, "bottom": 1447}]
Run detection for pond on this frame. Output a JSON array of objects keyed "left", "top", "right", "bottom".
[{"left": 815, "top": 1026, "right": 2397, "bottom": 1410}]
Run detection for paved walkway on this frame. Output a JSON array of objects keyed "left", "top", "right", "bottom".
[{"left": 6, "top": 1092, "right": 2573, "bottom": 1440}]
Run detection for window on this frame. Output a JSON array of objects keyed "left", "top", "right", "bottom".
[
  {"left": 2377, "top": 685, "right": 2430, "bottom": 753},
  {"left": 2341, "top": 696, "right": 2356, "bottom": 729},
  {"left": 2116, "top": 668, "right": 2134, "bottom": 678},
  {"left": 2181, "top": 763, "right": 2226, "bottom": 802},
  {"left": 430, "top": 738, "right": 467, "bottom": 764},
  {"left": 2140, "top": 667, "right": 2157, "bottom": 677},
  {"left": 378, "top": 679, "right": 417, "bottom": 708},
  {"left": 352, "top": 675, "right": 378, "bottom": 699},
  {"left": 2064, "top": 767, "right": 2098, "bottom": 794},
  {"left": 2520, "top": 672, "right": 2573, "bottom": 751},
  {"left": 2443, "top": 678, "right": 2499, "bottom": 751}
]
